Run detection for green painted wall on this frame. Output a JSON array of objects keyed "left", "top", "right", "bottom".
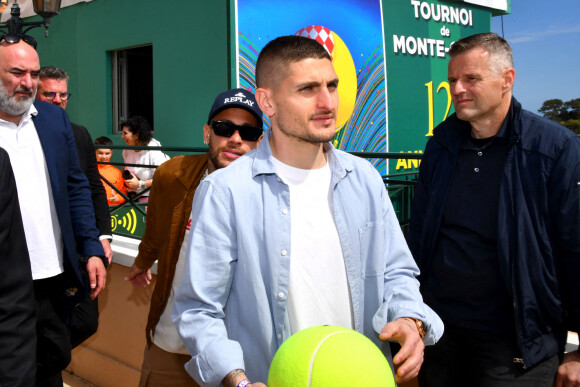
[
  {"left": 17, "top": 0, "right": 506, "bottom": 239},
  {"left": 26, "top": 0, "right": 503, "bottom": 168},
  {"left": 29, "top": 0, "right": 230, "bottom": 154}
]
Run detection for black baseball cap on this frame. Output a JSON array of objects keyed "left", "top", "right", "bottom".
[{"left": 207, "top": 88, "right": 263, "bottom": 128}]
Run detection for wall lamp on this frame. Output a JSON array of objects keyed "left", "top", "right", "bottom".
[{"left": 0, "top": 0, "right": 61, "bottom": 37}]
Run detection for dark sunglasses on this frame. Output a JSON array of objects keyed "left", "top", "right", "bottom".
[
  {"left": 210, "top": 120, "right": 263, "bottom": 142},
  {"left": 0, "top": 34, "right": 37, "bottom": 49}
]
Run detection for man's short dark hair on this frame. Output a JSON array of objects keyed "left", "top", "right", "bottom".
[
  {"left": 119, "top": 116, "right": 153, "bottom": 145},
  {"left": 449, "top": 32, "right": 513, "bottom": 75},
  {"left": 255, "top": 35, "right": 331, "bottom": 88},
  {"left": 39, "top": 66, "right": 69, "bottom": 82},
  {"left": 94, "top": 136, "right": 113, "bottom": 146}
]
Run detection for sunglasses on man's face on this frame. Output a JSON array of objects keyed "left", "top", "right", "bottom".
[
  {"left": 210, "top": 120, "right": 263, "bottom": 142},
  {"left": 42, "top": 91, "right": 72, "bottom": 101},
  {"left": 0, "top": 34, "right": 37, "bottom": 49}
]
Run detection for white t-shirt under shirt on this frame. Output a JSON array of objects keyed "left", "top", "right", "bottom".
[
  {"left": 272, "top": 157, "right": 354, "bottom": 334},
  {"left": 152, "top": 170, "right": 208, "bottom": 354},
  {"left": 0, "top": 106, "right": 64, "bottom": 279},
  {"left": 153, "top": 218, "right": 190, "bottom": 354},
  {"left": 154, "top": 157, "right": 355, "bottom": 350}
]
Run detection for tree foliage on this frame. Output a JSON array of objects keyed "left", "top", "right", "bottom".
[
  {"left": 538, "top": 98, "right": 580, "bottom": 135},
  {"left": 539, "top": 99, "right": 565, "bottom": 121},
  {"left": 564, "top": 98, "right": 580, "bottom": 120}
]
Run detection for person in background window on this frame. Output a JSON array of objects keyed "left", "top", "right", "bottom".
[
  {"left": 121, "top": 116, "right": 169, "bottom": 202},
  {"left": 95, "top": 136, "right": 128, "bottom": 206}
]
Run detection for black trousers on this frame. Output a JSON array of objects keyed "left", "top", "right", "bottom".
[
  {"left": 419, "top": 320, "right": 559, "bottom": 387},
  {"left": 34, "top": 274, "right": 71, "bottom": 387},
  {"left": 69, "top": 295, "right": 99, "bottom": 348}
]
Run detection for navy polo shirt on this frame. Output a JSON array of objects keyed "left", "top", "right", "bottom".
[{"left": 423, "top": 110, "right": 515, "bottom": 334}]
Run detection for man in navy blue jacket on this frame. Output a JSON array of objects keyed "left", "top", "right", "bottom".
[
  {"left": 0, "top": 38, "right": 107, "bottom": 385},
  {"left": 410, "top": 32, "right": 580, "bottom": 386},
  {"left": 37, "top": 66, "right": 113, "bottom": 349}
]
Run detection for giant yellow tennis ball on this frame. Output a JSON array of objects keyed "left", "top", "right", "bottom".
[{"left": 268, "top": 325, "right": 395, "bottom": 387}]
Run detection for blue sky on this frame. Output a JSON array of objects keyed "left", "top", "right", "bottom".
[{"left": 491, "top": 0, "right": 580, "bottom": 114}]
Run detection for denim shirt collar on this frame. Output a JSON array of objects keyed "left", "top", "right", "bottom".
[{"left": 251, "top": 129, "right": 353, "bottom": 184}]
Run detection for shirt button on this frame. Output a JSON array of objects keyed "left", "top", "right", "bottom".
[
  {"left": 477, "top": 151, "right": 483, "bottom": 156},
  {"left": 281, "top": 250, "right": 287, "bottom": 256},
  {"left": 278, "top": 292, "right": 285, "bottom": 299},
  {"left": 474, "top": 167, "right": 480, "bottom": 173},
  {"left": 277, "top": 333, "right": 282, "bottom": 340},
  {"left": 282, "top": 209, "right": 288, "bottom": 215}
]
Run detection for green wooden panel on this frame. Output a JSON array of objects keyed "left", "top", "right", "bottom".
[
  {"left": 30, "top": 0, "right": 231, "bottom": 150},
  {"left": 109, "top": 203, "right": 147, "bottom": 238}
]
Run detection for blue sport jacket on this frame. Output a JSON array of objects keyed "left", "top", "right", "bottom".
[
  {"left": 410, "top": 97, "right": 580, "bottom": 368},
  {"left": 32, "top": 101, "right": 106, "bottom": 309}
]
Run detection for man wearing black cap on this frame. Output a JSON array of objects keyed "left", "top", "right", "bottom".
[{"left": 124, "top": 88, "right": 263, "bottom": 386}]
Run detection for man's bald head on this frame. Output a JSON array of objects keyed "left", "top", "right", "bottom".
[
  {"left": 0, "top": 41, "right": 40, "bottom": 120},
  {"left": 0, "top": 39, "right": 39, "bottom": 64}
]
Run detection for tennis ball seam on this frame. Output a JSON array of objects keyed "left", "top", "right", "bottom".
[{"left": 308, "top": 330, "right": 349, "bottom": 386}]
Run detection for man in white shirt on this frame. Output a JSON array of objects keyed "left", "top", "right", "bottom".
[{"left": 0, "top": 37, "right": 107, "bottom": 385}]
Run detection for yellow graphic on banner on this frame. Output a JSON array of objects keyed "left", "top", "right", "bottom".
[{"left": 110, "top": 209, "right": 138, "bottom": 234}]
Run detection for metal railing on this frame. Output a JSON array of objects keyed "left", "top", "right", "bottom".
[{"left": 96, "top": 145, "right": 422, "bottom": 238}]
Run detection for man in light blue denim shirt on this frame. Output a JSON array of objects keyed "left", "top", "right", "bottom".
[{"left": 173, "top": 35, "right": 443, "bottom": 387}]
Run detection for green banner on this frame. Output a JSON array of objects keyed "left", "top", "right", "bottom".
[
  {"left": 110, "top": 204, "right": 147, "bottom": 238},
  {"left": 384, "top": 0, "right": 492, "bottom": 172}
]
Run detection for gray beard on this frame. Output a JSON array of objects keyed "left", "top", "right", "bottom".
[{"left": 0, "top": 86, "right": 36, "bottom": 116}]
